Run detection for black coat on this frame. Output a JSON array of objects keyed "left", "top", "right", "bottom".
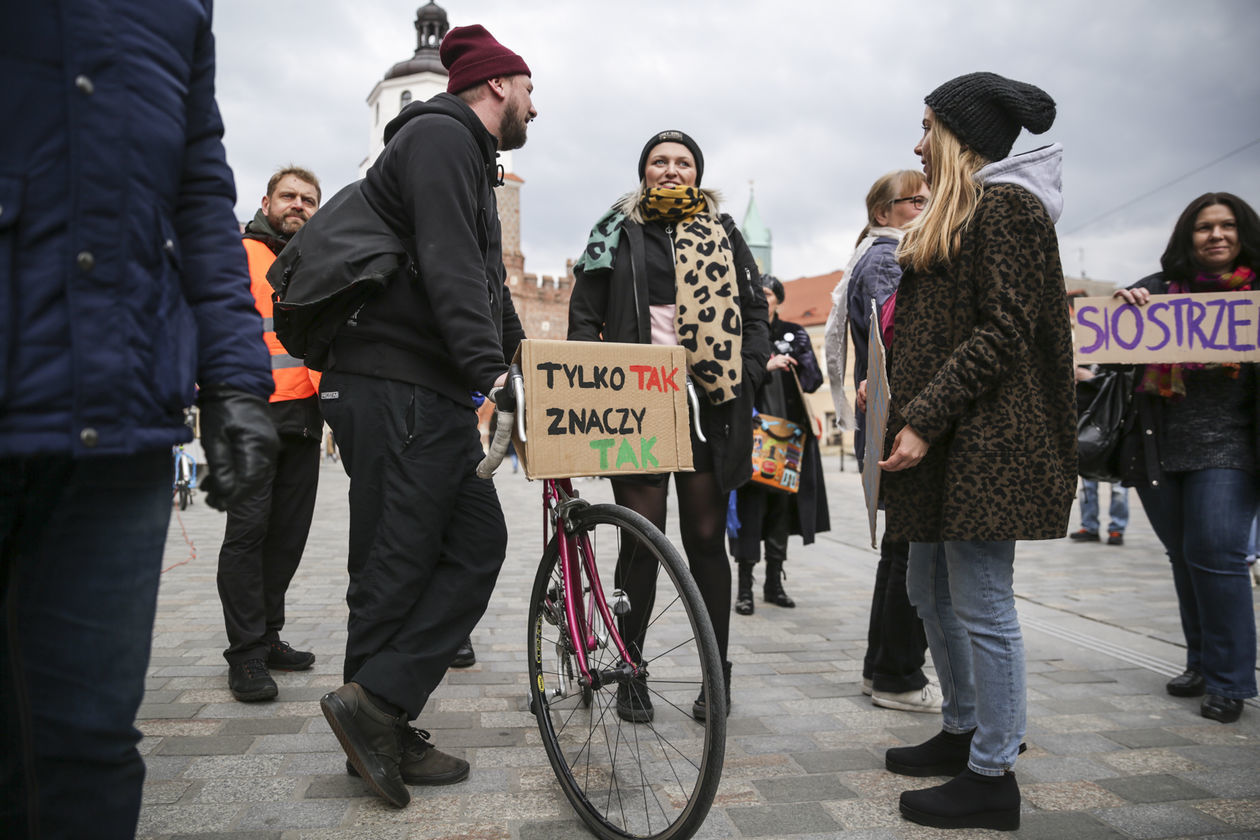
[
  {"left": 568, "top": 215, "right": 772, "bottom": 494},
  {"left": 328, "top": 93, "right": 524, "bottom": 403},
  {"left": 732, "top": 316, "right": 831, "bottom": 553}
]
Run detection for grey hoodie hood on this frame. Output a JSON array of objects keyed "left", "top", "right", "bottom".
[{"left": 977, "top": 142, "right": 1064, "bottom": 224}]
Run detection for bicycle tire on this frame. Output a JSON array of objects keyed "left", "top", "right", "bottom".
[
  {"left": 178, "top": 484, "right": 190, "bottom": 511},
  {"left": 527, "top": 503, "right": 725, "bottom": 840}
]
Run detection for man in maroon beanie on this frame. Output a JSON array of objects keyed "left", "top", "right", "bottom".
[{"left": 317, "top": 24, "right": 535, "bottom": 808}]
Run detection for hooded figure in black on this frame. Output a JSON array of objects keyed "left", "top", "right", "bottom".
[{"left": 730, "top": 275, "right": 830, "bottom": 614}]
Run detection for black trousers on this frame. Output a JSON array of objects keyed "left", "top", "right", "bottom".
[
  {"left": 318, "top": 371, "right": 507, "bottom": 719},
  {"left": 862, "top": 535, "right": 929, "bottom": 693},
  {"left": 217, "top": 432, "right": 320, "bottom": 665}
]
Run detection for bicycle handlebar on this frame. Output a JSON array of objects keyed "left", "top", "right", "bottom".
[{"left": 476, "top": 365, "right": 525, "bottom": 479}]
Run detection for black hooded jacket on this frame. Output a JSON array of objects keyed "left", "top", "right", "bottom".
[{"left": 328, "top": 93, "right": 524, "bottom": 403}]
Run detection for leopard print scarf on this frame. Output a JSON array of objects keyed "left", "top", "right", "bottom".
[{"left": 640, "top": 187, "right": 743, "bottom": 405}]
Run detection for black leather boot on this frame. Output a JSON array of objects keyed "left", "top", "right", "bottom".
[
  {"left": 735, "top": 562, "right": 754, "bottom": 615},
  {"left": 899, "top": 768, "right": 1021, "bottom": 831},
  {"left": 763, "top": 559, "right": 795, "bottom": 608},
  {"left": 692, "top": 660, "right": 732, "bottom": 721}
]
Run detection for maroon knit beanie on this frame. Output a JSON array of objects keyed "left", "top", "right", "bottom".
[{"left": 441, "top": 25, "right": 530, "bottom": 94}]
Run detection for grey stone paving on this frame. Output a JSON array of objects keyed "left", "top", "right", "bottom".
[{"left": 138, "top": 454, "right": 1260, "bottom": 839}]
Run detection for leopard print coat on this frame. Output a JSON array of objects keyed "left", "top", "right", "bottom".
[{"left": 881, "top": 183, "right": 1077, "bottom": 542}]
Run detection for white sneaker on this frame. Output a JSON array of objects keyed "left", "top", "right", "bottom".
[
  {"left": 861, "top": 677, "right": 873, "bottom": 696},
  {"left": 871, "top": 683, "right": 943, "bottom": 713}
]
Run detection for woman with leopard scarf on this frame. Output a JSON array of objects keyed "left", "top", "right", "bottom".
[
  {"left": 877, "top": 74, "right": 1075, "bottom": 832},
  {"left": 568, "top": 130, "right": 772, "bottom": 724}
]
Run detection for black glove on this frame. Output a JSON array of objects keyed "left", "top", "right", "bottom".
[{"left": 197, "top": 384, "right": 279, "bottom": 512}]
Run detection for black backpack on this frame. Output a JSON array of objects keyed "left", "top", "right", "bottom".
[{"left": 266, "top": 180, "right": 410, "bottom": 371}]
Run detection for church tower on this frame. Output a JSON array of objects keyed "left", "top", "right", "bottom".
[{"left": 740, "top": 184, "right": 773, "bottom": 276}]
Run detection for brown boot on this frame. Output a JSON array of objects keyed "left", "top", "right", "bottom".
[
  {"left": 321, "top": 682, "right": 410, "bottom": 807},
  {"left": 348, "top": 724, "right": 469, "bottom": 785}
]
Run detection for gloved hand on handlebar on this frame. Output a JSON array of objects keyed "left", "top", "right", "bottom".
[{"left": 197, "top": 384, "right": 279, "bottom": 511}]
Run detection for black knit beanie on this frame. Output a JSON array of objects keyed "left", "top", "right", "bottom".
[
  {"left": 924, "top": 72, "right": 1055, "bottom": 162},
  {"left": 761, "top": 274, "right": 784, "bottom": 304},
  {"left": 638, "top": 130, "right": 705, "bottom": 186}
]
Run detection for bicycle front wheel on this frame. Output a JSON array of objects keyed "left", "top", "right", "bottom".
[{"left": 527, "top": 503, "right": 725, "bottom": 840}]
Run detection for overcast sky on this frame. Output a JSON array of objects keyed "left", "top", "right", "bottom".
[{"left": 212, "top": 0, "right": 1260, "bottom": 288}]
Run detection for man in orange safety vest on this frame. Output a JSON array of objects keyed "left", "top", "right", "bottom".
[{"left": 217, "top": 167, "right": 324, "bottom": 702}]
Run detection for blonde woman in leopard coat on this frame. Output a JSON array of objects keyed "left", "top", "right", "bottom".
[{"left": 877, "top": 74, "right": 1076, "bottom": 832}]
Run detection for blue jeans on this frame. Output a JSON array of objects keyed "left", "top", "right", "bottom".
[
  {"left": 1079, "top": 479, "right": 1129, "bottom": 534},
  {"left": 1, "top": 453, "right": 171, "bottom": 839},
  {"left": 907, "top": 540, "right": 1025, "bottom": 775},
  {"left": 1136, "top": 469, "right": 1258, "bottom": 699}
]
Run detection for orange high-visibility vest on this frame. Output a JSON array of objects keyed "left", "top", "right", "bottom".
[{"left": 243, "top": 237, "right": 320, "bottom": 400}]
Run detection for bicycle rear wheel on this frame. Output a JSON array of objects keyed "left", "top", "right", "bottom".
[{"left": 527, "top": 503, "right": 725, "bottom": 840}]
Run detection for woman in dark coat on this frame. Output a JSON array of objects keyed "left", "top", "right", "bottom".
[
  {"left": 568, "top": 130, "right": 772, "bottom": 722},
  {"left": 1115, "top": 192, "right": 1260, "bottom": 724},
  {"left": 879, "top": 74, "right": 1075, "bottom": 831},
  {"left": 731, "top": 275, "right": 829, "bottom": 614}
]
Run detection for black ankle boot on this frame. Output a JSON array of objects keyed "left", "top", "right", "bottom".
[
  {"left": 899, "top": 768, "right": 1021, "bottom": 831},
  {"left": 735, "top": 563, "right": 754, "bottom": 615},
  {"left": 692, "top": 660, "right": 731, "bottom": 721},
  {"left": 886, "top": 728, "right": 974, "bottom": 777},
  {"left": 763, "top": 560, "right": 795, "bottom": 608}
]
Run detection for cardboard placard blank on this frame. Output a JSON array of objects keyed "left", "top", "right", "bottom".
[
  {"left": 1073, "top": 291, "right": 1260, "bottom": 364},
  {"left": 511, "top": 340, "right": 694, "bottom": 480},
  {"left": 863, "top": 300, "right": 891, "bottom": 550}
]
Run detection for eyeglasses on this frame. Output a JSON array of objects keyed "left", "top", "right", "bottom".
[{"left": 892, "top": 196, "right": 928, "bottom": 210}]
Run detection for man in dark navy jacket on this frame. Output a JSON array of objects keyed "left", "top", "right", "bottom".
[
  {"left": 316, "top": 25, "right": 533, "bottom": 808},
  {"left": 0, "top": 3, "right": 277, "bottom": 837}
]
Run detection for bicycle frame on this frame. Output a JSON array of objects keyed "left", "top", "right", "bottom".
[{"left": 543, "top": 478, "right": 638, "bottom": 691}]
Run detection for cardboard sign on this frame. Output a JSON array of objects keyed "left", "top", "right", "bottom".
[
  {"left": 1073, "top": 291, "right": 1260, "bottom": 364},
  {"left": 863, "top": 300, "right": 891, "bottom": 550},
  {"left": 511, "top": 340, "right": 694, "bottom": 479}
]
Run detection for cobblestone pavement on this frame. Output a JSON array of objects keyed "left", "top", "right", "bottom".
[{"left": 139, "top": 454, "right": 1260, "bottom": 839}]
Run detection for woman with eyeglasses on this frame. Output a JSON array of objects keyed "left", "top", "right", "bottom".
[
  {"left": 568, "top": 130, "right": 772, "bottom": 723},
  {"left": 824, "top": 170, "right": 940, "bottom": 715},
  {"left": 878, "top": 74, "right": 1075, "bottom": 831},
  {"left": 1114, "top": 192, "right": 1259, "bottom": 724}
]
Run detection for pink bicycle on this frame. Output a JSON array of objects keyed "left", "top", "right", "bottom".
[{"left": 479, "top": 366, "right": 725, "bottom": 840}]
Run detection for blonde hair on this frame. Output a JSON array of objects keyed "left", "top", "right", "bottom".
[
  {"left": 897, "top": 120, "right": 989, "bottom": 271},
  {"left": 856, "top": 170, "right": 927, "bottom": 247},
  {"left": 617, "top": 181, "right": 723, "bottom": 224}
]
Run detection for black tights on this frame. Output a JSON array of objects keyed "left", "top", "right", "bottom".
[{"left": 611, "top": 472, "right": 731, "bottom": 665}]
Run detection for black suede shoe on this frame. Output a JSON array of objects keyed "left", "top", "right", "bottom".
[
  {"left": 1201, "top": 694, "right": 1244, "bottom": 723},
  {"left": 348, "top": 724, "right": 470, "bottom": 784},
  {"left": 265, "top": 640, "right": 315, "bottom": 671},
  {"left": 900, "top": 768, "right": 1021, "bottom": 831},
  {"left": 321, "top": 682, "right": 410, "bottom": 807},
  {"left": 228, "top": 658, "right": 278, "bottom": 702},
  {"left": 886, "top": 728, "right": 974, "bottom": 776},
  {"left": 450, "top": 637, "right": 476, "bottom": 669},
  {"left": 616, "top": 675, "right": 654, "bottom": 723},
  {"left": 1166, "top": 669, "right": 1206, "bottom": 697},
  {"left": 692, "top": 661, "right": 732, "bottom": 721},
  {"left": 1069, "top": 528, "right": 1099, "bottom": 542}
]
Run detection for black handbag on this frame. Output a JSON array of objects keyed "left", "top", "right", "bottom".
[{"left": 1076, "top": 367, "right": 1135, "bottom": 483}]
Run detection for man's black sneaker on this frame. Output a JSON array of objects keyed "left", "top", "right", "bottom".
[
  {"left": 1068, "top": 529, "right": 1100, "bottom": 542},
  {"left": 900, "top": 768, "right": 1021, "bottom": 831},
  {"left": 228, "top": 658, "right": 278, "bottom": 702},
  {"left": 266, "top": 640, "right": 315, "bottom": 671},
  {"left": 347, "top": 725, "right": 470, "bottom": 785},
  {"left": 450, "top": 637, "right": 476, "bottom": 669}
]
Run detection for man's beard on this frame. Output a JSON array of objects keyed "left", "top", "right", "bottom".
[
  {"left": 269, "top": 212, "right": 307, "bottom": 235},
  {"left": 498, "top": 98, "right": 529, "bottom": 151}
]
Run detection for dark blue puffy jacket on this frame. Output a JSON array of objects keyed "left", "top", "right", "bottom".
[{"left": 0, "top": 0, "right": 272, "bottom": 458}]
